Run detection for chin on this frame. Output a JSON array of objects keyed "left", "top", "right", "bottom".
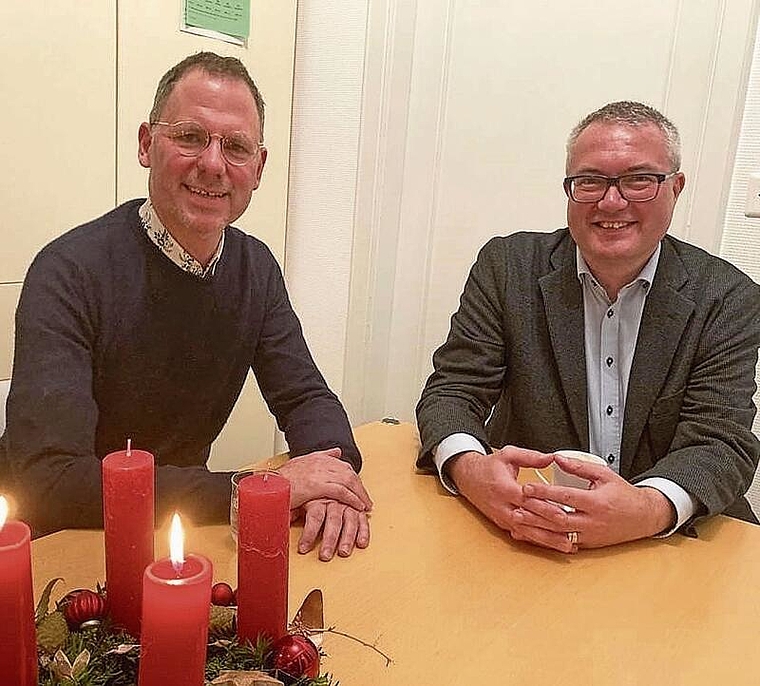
[{"left": 181, "top": 209, "right": 228, "bottom": 232}]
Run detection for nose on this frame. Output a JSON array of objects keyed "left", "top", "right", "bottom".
[
  {"left": 597, "top": 180, "right": 629, "bottom": 211},
  {"left": 197, "top": 135, "right": 226, "bottom": 174}
]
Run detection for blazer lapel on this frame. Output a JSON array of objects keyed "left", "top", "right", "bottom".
[
  {"left": 619, "top": 240, "right": 694, "bottom": 475},
  {"left": 539, "top": 241, "right": 588, "bottom": 450}
]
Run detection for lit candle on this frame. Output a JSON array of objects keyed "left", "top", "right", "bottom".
[
  {"left": 237, "top": 472, "right": 290, "bottom": 645},
  {"left": 102, "top": 440, "right": 154, "bottom": 636},
  {"left": 0, "top": 496, "right": 38, "bottom": 686},
  {"left": 138, "top": 514, "right": 212, "bottom": 686}
]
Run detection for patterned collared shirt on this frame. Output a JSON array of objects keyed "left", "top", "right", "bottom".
[{"left": 138, "top": 199, "right": 224, "bottom": 278}]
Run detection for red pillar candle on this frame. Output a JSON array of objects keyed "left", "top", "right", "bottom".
[
  {"left": 0, "top": 497, "right": 38, "bottom": 686},
  {"left": 139, "top": 514, "right": 212, "bottom": 686},
  {"left": 102, "top": 444, "right": 154, "bottom": 636},
  {"left": 237, "top": 471, "right": 291, "bottom": 646}
]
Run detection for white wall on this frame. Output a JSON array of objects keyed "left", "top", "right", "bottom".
[
  {"left": 285, "top": 0, "right": 370, "bottom": 401},
  {"left": 0, "top": 1, "right": 116, "bottom": 382},
  {"left": 287, "top": 0, "right": 760, "bottom": 427}
]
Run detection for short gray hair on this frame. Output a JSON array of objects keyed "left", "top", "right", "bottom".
[
  {"left": 566, "top": 101, "right": 680, "bottom": 171},
  {"left": 149, "top": 51, "right": 265, "bottom": 139}
]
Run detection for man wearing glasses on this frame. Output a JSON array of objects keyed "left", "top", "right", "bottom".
[
  {"left": 417, "top": 101, "right": 760, "bottom": 553},
  {"left": 2, "top": 52, "right": 372, "bottom": 561}
]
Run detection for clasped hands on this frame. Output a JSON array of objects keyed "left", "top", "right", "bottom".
[
  {"left": 448, "top": 447, "right": 674, "bottom": 553},
  {"left": 277, "top": 448, "right": 372, "bottom": 562}
]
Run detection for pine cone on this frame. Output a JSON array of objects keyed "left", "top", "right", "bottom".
[
  {"left": 37, "top": 611, "right": 70, "bottom": 653},
  {"left": 209, "top": 605, "right": 236, "bottom": 640}
]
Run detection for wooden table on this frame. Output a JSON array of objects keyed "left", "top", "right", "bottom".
[{"left": 32, "top": 422, "right": 760, "bottom": 685}]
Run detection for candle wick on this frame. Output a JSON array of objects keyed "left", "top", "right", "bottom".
[
  {"left": 126, "top": 438, "right": 132, "bottom": 457},
  {"left": 171, "top": 558, "right": 184, "bottom": 574}
]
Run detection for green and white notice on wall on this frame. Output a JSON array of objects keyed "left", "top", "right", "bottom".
[{"left": 182, "top": 0, "right": 250, "bottom": 46}]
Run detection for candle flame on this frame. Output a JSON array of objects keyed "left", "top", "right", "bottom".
[
  {"left": 0, "top": 496, "right": 7, "bottom": 529},
  {"left": 169, "top": 512, "right": 185, "bottom": 570},
  {"left": 126, "top": 438, "right": 132, "bottom": 457}
]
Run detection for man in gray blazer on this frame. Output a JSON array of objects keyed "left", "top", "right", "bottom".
[{"left": 416, "top": 101, "right": 760, "bottom": 554}]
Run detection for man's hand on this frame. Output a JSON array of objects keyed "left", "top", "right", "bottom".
[
  {"left": 515, "top": 454, "right": 676, "bottom": 552},
  {"left": 277, "top": 448, "right": 373, "bottom": 512},
  {"left": 447, "top": 446, "right": 555, "bottom": 532},
  {"left": 292, "top": 498, "right": 371, "bottom": 561}
]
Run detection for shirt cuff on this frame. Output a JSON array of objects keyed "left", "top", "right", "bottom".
[
  {"left": 433, "top": 433, "right": 488, "bottom": 495},
  {"left": 636, "top": 477, "right": 699, "bottom": 537}
]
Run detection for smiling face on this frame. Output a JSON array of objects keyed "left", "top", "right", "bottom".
[
  {"left": 137, "top": 68, "right": 267, "bottom": 261},
  {"left": 565, "top": 122, "right": 685, "bottom": 297}
]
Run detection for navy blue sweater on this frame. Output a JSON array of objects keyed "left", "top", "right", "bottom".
[{"left": 1, "top": 200, "right": 360, "bottom": 536}]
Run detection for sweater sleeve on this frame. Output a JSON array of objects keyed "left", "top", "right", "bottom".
[
  {"left": 3, "top": 245, "right": 232, "bottom": 538},
  {"left": 249, "top": 254, "right": 362, "bottom": 472}
]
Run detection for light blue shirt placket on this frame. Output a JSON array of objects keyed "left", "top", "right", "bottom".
[
  {"left": 600, "top": 299, "right": 622, "bottom": 470},
  {"left": 581, "top": 258, "right": 651, "bottom": 473},
  {"left": 584, "top": 277, "right": 621, "bottom": 471}
]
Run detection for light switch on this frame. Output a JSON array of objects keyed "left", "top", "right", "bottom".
[{"left": 745, "top": 174, "right": 760, "bottom": 218}]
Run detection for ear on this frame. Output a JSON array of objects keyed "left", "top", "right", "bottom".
[
  {"left": 671, "top": 171, "right": 686, "bottom": 200},
  {"left": 251, "top": 147, "right": 268, "bottom": 190},
  {"left": 137, "top": 122, "right": 153, "bottom": 169}
]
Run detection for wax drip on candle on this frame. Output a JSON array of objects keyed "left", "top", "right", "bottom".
[
  {"left": 126, "top": 438, "right": 132, "bottom": 457},
  {"left": 169, "top": 513, "right": 185, "bottom": 574}
]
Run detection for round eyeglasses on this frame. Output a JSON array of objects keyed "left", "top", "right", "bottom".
[
  {"left": 151, "top": 120, "right": 264, "bottom": 167},
  {"left": 563, "top": 172, "right": 679, "bottom": 203}
]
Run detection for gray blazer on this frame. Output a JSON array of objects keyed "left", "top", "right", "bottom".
[{"left": 416, "top": 229, "right": 760, "bottom": 521}]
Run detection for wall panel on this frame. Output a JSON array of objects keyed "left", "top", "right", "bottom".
[{"left": 0, "top": 2, "right": 116, "bottom": 284}]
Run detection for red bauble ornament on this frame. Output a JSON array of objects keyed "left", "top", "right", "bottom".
[
  {"left": 60, "top": 589, "right": 109, "bottom": 630},
  {"left": 211, "top": 582, "right": 236, "bottom": 606},
  {"left": 269, "top": 634, "right": 320, "bottom": 679}
]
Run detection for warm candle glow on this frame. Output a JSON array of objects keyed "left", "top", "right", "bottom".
[
  {"left": 0, "top": 496, "right": 8, "bottom": 529},
  {"left": 169, "top": 513, "right": 185, "bottom": 571},
  {"left": 126, "top": 438, "right": 132, "bottom": 456}
]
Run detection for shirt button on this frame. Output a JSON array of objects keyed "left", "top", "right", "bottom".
[
  {"left": 607, "top": 454, "right": 615, "bottom": 463},
  {"left": 606, "top": 356, "right": 614, "bottom": 367},
  {"left": 607, "top": 309, "right": 614, "bottom": 318},
  {"left": 606, "top": 405, "right": 613, "bottom": 416}
]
